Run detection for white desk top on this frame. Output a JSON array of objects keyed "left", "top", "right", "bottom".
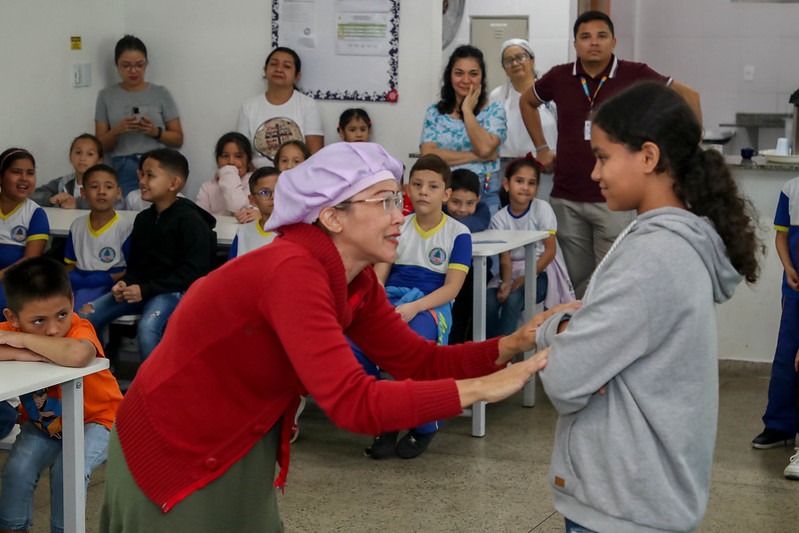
[
  {"left": 43, "top": 207, "right": 238, "bottom": 246},
  {"left": 471, "top": 229, "right": 549, "bottom": 256},
  {"left": 0, "top": 358, "right": 109, "bottom": 401}
]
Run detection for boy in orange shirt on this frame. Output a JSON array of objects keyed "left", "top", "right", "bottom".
[{"left": 0, "top": 256, "right": 122, "bottom": 533}]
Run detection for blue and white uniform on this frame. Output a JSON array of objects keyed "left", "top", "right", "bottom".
[
  {"left": 487, "top": 198, "right": 557, "bottom": 288},
  {"left": 763, "top": 177, "right": 799, "bottom": 436},
  {"left": 0, "top": 200, "right": 49, "bottom": 267},
  {"left": 227, "top": 220, "right": 277, "bottom": 259},
  {"left": 64, "top": 213, "right": 132, "bottom": 310},
  {"left": 387, "top": 213, "right": 471, "bottom": 296},
  {"left": 0, "top": 199, "right": 49, "bottom": 309}
]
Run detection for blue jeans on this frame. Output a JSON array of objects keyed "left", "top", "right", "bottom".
[
  {"left": 111, "top": 154, "right": 141, "bottom": 197},
  {"left": 0, "top": 421, "right": 110, "bottom": 533},
  {"left": 486, "top": 273, "right": 548, "bottom": 338},
  {"left": 565, "top": 518, "right": 598, "bottom": 533},
  {"left": 81, "top": 291, "right": 182, "bottom": 360}
]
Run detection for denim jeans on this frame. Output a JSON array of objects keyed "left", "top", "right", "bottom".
[
  {"left": 0, "top": 421, "right": 110, "bottom": 533},
  {"left": 111, "top": 154, "right": 142, "bottom": 197},
  {"left": 486, "top": 273, "right": 548, "bottom": 338},
  {"left": 81, "top": 291, "right": 182, "bottom": 360},
  {"left": 564, "top": 518, "right": 598, "bottom": 533}
]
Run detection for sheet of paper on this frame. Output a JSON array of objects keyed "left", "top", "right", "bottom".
[
  {"left": 335, "top": 12, "right": 390, "bottom": 56},
  {"left": 282, "top": 0, "right": 317, "bottom": 49}
]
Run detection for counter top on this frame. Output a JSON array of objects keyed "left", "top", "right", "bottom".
[{"left": 725, "top": 155, "right": 799, "bottom": 173}]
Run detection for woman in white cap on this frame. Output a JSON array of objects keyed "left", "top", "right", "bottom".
[
  {"left": 99, "top": 142, "right": 572, "bottom": 532},
  {"left": 489, "top": 39, "right": 558, "bottom": 199}
]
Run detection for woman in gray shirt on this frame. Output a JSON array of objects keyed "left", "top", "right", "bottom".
[{"left": 95, "top": 35, "right": 183, "bottom": 196}]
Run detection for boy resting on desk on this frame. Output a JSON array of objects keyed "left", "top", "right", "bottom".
[
  {"left": 362, "top": 154, "right": 471, "bottom": 459},
  {"left": 0, "top": 256, "right": 122, "bottom": 533},
  {"left": 64, "top": 164, "right": 132, "bottom": 311},
  {"left": 80, "top": 149, "right": 216, "bottom": 361}
]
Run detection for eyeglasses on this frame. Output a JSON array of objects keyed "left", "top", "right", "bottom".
[
  {"left": 502, "top": 54, "right": 530, "bottom": 67},
  {"left": 120, "top": 62, "right": 147, "bottom": 71},
  {"left": 254, "top": 188, "right": 274, "bottom": 199},
  {"left": 336, "top": 191, "right": 404, "bottom": 212}
]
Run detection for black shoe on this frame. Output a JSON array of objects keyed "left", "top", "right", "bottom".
[
  {"left": 752, "top": 428, "right": 796, "bottom": 449},
  {"left": 364, "top": 432, "right": 398, "bottom": 459},
  {"left": 395, "top": 430, "right": 436, "bottom": 459}
]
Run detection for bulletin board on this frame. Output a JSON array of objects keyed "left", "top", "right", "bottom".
[{"left": 271, "top": 0, "right": 400, "bottom": 102}]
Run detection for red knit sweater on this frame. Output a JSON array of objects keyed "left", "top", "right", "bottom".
[{"left": 116, "top": 223, "right": 503, "bottom": 512}]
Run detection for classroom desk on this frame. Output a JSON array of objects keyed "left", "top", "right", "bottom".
[
  {"left": 469, "top": 229, "right": 549, "bottom": 437},
  {"left": 0, "top": 358, "right": 110, "bottom": 533},
  {"left": 42, "top": 207, "right": 238, "bottom": 246}
]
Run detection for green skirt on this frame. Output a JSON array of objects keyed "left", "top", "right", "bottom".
[{"left": 99, "top": 424, "right": 283, "bottom": 532}]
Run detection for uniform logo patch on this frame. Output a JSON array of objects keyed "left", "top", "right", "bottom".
[
  {"left": 428, "top": 247, "right": 447, "bottom": 266},
  {"left": 11, "top": 226, "right": 27, "bottom": 243},
  {"left": 98, "top": 247, "right": 116, "bottom": 263}
]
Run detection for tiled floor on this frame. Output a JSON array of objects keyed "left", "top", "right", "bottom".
[{"left": 2, "top": 366, "right": 797, "bottom": 532}]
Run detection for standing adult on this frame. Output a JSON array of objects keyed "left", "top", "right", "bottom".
[
  {"left": 98, "top": 142, "right": 562, "bottom": 532},
  {"left": 489, "top": 39, "right": 557, "bottom": 200},
  {"left": 520, "top": 11, "right": 701, "bottom": 297},
  {"left": 237, "top": 47, "right": 324, "bottom": 168},
  {"left": 421, "top": 45, "right": 507, "bottom": 214},
  {"left": 95, "top": 35, "right": 183, "bottom": 196}
]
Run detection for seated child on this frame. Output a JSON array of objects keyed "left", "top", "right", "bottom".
[
  {"left": 80, "top": 149, "right": 216, "bottom": 360},
  {"left": 31, "top": 134, "right": 106, "bottom": 210},
  {"left": 0, "top": 256, "right": 122, "bottom": 533},
  {"left": 365, "top": 154, "right": 471, "bottom": 459},
  {"left": 196, "top": 131, "right": 259, "bottom": 224},
  {"left": 0, "top": 148, "right": 50, "bottom": 311},
  {"left": 275, "top": 140, "right": 310, "bottom": 172},
  {"left": 338, "top": 108, "right": 372, "bottom": 143},
  {"left": 443, "top": 169, "right": 491, "bottom": 344},
  {"left": 486, "top": 157, "right": 556, "bottom": 338},
  {"left": 228, "top": 166, "right": 279, "bottom": 259},
  {"left": 64, "top": 164, "right": 133, "bottom": 311}
]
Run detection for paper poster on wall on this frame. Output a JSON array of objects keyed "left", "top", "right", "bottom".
[
  {"left": 336, "top": 13, "right": 390, "bottom": 56},
  {"left": 271, "top": 0, "right": 399, "bottom": 102}
]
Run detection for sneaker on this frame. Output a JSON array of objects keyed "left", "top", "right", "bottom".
[
  {"left": 395, "top": 430, "right": 436, "bottom": 459},
  {"left": 785, "top": 449, "right": 799, "bottom": 480},
  {"left": 364, "top": 431, "right": 398, "bottom": 460},
  {"left": 289, "top": 396, "right": 307, "bottom": 444},
  {"left": 752, "top": 428, "right": 796, "bottom": 449}
]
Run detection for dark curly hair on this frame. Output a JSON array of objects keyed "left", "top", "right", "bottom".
[
  {"left": 592, "top": 81, "right": 762, "bottom": 283},
  {"left": 436, "top": 45, "right": 487, "bottom": 118}
]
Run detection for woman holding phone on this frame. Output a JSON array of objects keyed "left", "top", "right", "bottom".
[{"left": 95, "top": 35, "right": 183, "bottom": 195}]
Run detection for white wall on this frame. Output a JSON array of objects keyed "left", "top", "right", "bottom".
[
  {"left": 614, "top": 0, "right": 799, "bottom": 153},
  {"left": 122, "top": 0, "right": 442, "bottom": 200},
  {"left": 0, "top": 0, "right": 123, "bottom": 182},
  {"left": 443, "top": 0, "right": 574, "bottom": 82}
]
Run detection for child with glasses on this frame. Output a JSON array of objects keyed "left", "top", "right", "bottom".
[
  {"left": 360, "top": 154, "right": 472, "bottom": 460},
  {"left": 228, "top": 167, "right": 280, "bottom": 259}
]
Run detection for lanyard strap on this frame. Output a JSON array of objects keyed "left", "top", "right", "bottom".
[{"left": 580, "top": 75, "right": 607, "bottom": 107}]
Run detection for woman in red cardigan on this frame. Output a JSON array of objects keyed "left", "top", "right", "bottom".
[{"left": 100, "top": 142, "right": 568, "bottom": 532}]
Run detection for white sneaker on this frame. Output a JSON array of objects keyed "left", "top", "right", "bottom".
[
  {"left": 784, "top": 448, "right": 799, "bottom": 480},
  {"left": 289, "top": 396, "right": 307, "bottom": 444}
]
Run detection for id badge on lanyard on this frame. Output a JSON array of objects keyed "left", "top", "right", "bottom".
[{"left": 581, "top": 75, "right": 607, "bottom": 141}]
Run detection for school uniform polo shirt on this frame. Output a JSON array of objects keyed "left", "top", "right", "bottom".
[{"left": 533, "top": 55, "right": 670, "bottom": 202}]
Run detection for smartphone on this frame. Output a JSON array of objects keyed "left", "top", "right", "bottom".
[{"left": 132, "top": 106, "right": 141, "bottom": 120}]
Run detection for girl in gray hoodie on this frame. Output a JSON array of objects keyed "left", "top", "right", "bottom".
[{"left": 536, "top": 82, "right": 762, "bottom": 533}]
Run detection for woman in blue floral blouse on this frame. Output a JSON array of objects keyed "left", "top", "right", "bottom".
[{"left": 420, "top": 45, "right": 507, "bottom": 213}]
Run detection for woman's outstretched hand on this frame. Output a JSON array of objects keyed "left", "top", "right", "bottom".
[
  {"left": 456, "top": 348, "right": 549, "bottom": 407},
  {"left": 496, "top": 301, "right": 582, "bottom": 365}
]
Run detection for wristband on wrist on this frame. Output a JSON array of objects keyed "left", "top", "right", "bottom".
[
  {"left": 535, "top": 144, "right": 548, "bottom": 151},
  {"left": 154, "top": 126, "right": 163, "bottom": 140}
]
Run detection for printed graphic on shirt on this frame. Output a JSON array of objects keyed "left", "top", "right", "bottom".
[{"left": 253, "top": 117, "right": 303, "bottom": 160}]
